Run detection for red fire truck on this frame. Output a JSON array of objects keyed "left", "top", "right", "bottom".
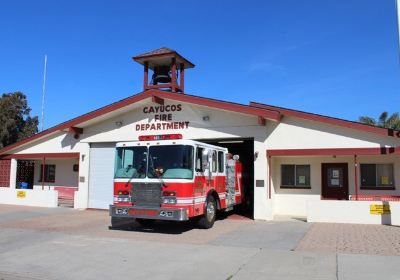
[{"left": 109, "top": 134, "right": 243, "bottom": 229}]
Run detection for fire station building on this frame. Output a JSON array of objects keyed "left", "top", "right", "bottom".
[{"left": 0, "top": 48, "right": 399, "bottom": 225}]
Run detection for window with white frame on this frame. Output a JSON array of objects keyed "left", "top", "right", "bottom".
[
  {"left": 360, "top": 163, "right": 395, "bottom": 189},
  {"left": 281, "top": 164, "right": 311, "bottom": 188}
]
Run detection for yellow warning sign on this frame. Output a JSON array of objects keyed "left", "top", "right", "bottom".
[
  {"left": 370, "top": 204, "right": 391, "bottom": 215},
  {"left": 16, "top": 191, "right": 26, "bottom": 198}
]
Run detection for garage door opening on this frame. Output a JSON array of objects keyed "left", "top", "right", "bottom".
[{"left": 199, "top": 138, "right": 254, "bottom": 219}]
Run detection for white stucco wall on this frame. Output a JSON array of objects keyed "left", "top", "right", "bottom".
[
  {"left": 81, "top": 100, "right": 265, "bottom": 142},
  {"left": 271, "top": 154, "right": 400, "bottom": 216},
  {"left": 266, "top": 116, "right": 400, "bottom": 149},
  {"left": 307, "top": 200, "right": 400, "bottom": 226},
  {"left": 0, "top": 188, "right": 58, "bottom": 207},
  {"left": 12, "top": 132, "right": 81, "bottom": 154}
]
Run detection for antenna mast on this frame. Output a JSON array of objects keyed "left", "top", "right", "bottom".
[
  {"left": 397, "top": 0, "right": 400, "bottom": 59},
  {"left": 40, "top": 55, "right": 47, "bottom": 132}
]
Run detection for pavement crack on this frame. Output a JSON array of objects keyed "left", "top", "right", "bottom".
[
  {"left": 228, "top": 247, "right": 263, "bottom": 279},
  {"left": 335, "top": 253, "right": 339, "bottom": 280}
]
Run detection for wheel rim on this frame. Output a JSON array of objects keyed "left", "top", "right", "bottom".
[{"left": 206, "top": 201, "right": 215, "bottom": 222}]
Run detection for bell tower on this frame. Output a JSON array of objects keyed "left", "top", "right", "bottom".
[{"left": 133, "top": 47, "right": 195, "bottom": 93}]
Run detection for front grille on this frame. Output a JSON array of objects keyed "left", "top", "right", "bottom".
[{"left": 132, "top": 182, "right": 162, "bottom": 207}]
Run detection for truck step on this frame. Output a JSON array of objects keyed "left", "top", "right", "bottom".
[{"left": 224, "top": 206, "right": 234, "bottom": 212}]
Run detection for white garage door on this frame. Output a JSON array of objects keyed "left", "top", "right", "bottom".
[{"left": 88, "top": 143, "right": 116, "bottom": 209}]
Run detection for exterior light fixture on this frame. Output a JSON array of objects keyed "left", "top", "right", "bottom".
[
  {"left": 202, "top": 116, "right": 210, "bottom": 121},
  {"left": 254, "top": 151, "right": 259, "bottom": 160}
]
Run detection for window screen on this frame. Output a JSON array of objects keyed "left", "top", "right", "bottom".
[
  {"left": 377, "top": 164, "right": 394, "bottom": 186},
  {"left": 281, "top": 164, "right": 310, "bottom": 187},
  {"left": 360, "top": 163, "right": 394, "bottom": 187},
  {"left": 360, "top": 164, "right": 376, "bottom": 187},
  {"left": 39, "top": 164, "right": 56, "bottom": 183},
  {"left": 296, "top": 165, "right": 310, "bottom": 186},
  {"left": 281, "top": 165, "right": 295, "bottom": 186}
]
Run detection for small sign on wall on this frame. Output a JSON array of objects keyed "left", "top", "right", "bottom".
[
  {"left": 256, "top": 180, "right": 264, "bottom": 187},
  {"left": 16, "top": 191, "right": 26, "bottom": 198},
  {"left": 370, "top": 204, "right": 391, "bottom": 215}
]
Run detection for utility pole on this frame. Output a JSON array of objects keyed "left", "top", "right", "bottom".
[
  {"left": 40, "top": 55, "right": 47, "bottom": 132},
  {"left": 397, "top": 0, "right": 400, "bottom": 59}
]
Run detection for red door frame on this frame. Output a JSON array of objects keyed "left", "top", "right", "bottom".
[{"left": 321, "top": 163, "right": 349, "bottom": 200}]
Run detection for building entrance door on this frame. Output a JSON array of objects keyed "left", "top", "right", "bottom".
[{"left": 321, "top": 163, "right": 348, "bottom": 200}]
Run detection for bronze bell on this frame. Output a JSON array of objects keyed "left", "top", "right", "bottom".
[{"left": 152, "top": 65, "right": 171, "bottom": 85}]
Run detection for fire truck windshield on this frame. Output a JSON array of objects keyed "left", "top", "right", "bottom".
[
  {"left": 114, "top": 145, "right": 194, "bottom": 180},
  {"left": 148, "top": 145, "right": 194, "bottom": 179},
  {"left": 114, "top": 146, "right": 147, "bottom": 179}
]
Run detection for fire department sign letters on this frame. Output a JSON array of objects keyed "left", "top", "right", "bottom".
[{"left": 136, "top": 104, "right": 190, "bottom": 131}]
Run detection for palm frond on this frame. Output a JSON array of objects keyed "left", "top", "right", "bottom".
[{"left": 358, "top": 116, "right": 376, "bottom": 126}]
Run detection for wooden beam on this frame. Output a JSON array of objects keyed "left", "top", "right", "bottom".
[
  {"left": 171, "top": 57, "right": 177, "bottom": 92},
  {"left": 144, "top": 61, "right": 149, "bottom": 90},
  {"left": 69, "top": 127, "right": 83, "bottom": 139},
  {"left": 258, "top": 116, "right": 266, "bottom": 126},
  {"left": 152, "top": 95, "right": 164, "bottom": 105},
  {"left": 180, "top": 63, "right": 185, "bottom": 93}
]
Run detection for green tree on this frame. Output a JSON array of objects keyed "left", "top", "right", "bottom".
[
  {"left": 358, "top": 112, "right": 400, "bottom": 130},
  {"left": 0, "top": 92, "right": 39, "bottom": 148}
]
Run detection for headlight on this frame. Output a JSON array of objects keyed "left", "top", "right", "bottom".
[
  {"left": 163, "top": 197, "right": 176, "bottom": 204},
  {"left": 116, "top": 196, "right": 130, "bottom": 202}
]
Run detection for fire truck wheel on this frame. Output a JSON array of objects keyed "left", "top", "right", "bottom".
[
  {"left": 136, "top": 218, "right": 155, "bottom": 228},
  {"left": 197, "top": 195, "right": 217, "bottom": 229}
]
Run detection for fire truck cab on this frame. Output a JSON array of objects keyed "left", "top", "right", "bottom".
[{"left": 109, "top": 134, "right": 243, "bottom": 229}]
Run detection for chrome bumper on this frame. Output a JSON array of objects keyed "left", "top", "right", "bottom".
[{"left": 109, "top": 205, "right": 189, "bottom": 221}]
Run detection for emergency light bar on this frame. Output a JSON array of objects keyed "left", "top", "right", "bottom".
[{"left": 138, "top": 134, "right": 183, "bottom": 141}]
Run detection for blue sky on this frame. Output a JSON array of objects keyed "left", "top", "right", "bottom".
[{"left": 1, "top": 0, "right": 399, "bottom": 129}]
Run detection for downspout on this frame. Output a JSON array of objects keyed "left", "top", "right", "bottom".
[
  {"left": 268, "top": 155, "right": 272, "bottom": 199},
  {"left": 354, "top": 154, "right": 358, "bottom": 201},
  {"left": 41, "top": 157, "right": 46, "bottom": 190}
]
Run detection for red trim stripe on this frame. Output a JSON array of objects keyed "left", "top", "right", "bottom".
[
  {"left": 1, "top": 153, "right": 80, "bottom": 159},
  {"left": 267, "top": 147, "right": 400, "bottom": 157},
  {"left": 250, "top": 102, "right": 400, "bottom": 138}
]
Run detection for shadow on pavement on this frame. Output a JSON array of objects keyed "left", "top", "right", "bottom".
[
  {"left": 109, "top": 219, "right": 200, "bottom": 234},
  {"left": 109, "top": 207, "right": 253, "bottom": 234}
]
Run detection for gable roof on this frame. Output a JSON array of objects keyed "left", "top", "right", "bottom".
[
  {"left": 0, "top": 90, "right": 280, "bottom": 155},
  {"left": 1, "top": 90, "right": 398, "bottom": 156},
  {"left": 134, "top": 47, "right": 176, "bottom": 57},
  {"left": 133, "top": 47, "right": 195, "bottom": 69},
  {"left": 249, "top": 102, "right": 400, "bottom": 138}
]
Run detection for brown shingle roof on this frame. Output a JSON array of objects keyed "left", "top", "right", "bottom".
[
  {"left": 133, "top": 47, "right": 195, "bottom": 69},
  {"left": 134, "top": 47, "right": 175, "bottom": 58}
]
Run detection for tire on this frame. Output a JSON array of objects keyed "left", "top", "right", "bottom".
[
  {"left": 136, "top": 218, "right": 156, "bottom": 228},
  {"left": 197, "top": 195, "right": 217, "bottom": 229}
]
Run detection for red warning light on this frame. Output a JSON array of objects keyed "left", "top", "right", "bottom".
[{"left": 139, "top": 134, "right": 182, "bottom": 141}]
